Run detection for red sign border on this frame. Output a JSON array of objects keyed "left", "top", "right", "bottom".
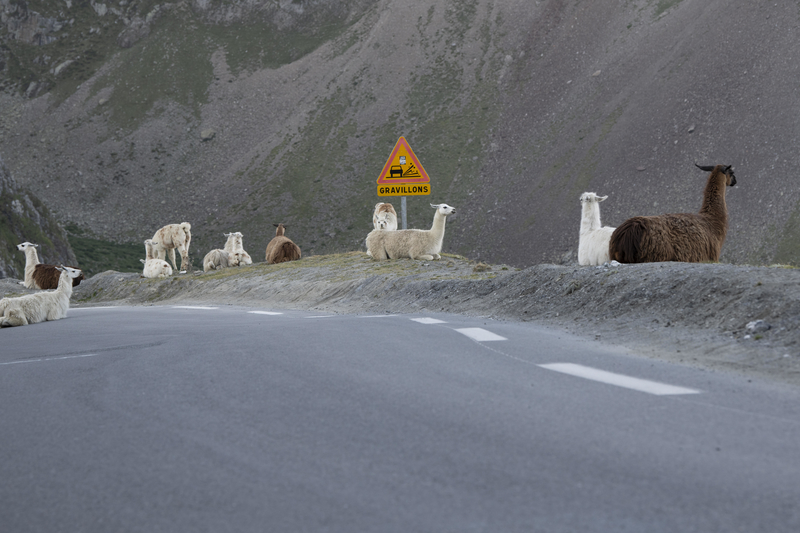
[{"left": 376, "top": 137, "right": 431, "bottom": 184}]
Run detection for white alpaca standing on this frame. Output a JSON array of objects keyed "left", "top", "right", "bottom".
[
  {"left": 16, "top": 241, "right": 41, "bottom": 288},
  {"left": 0, "top": 266, "right": 83, "bottom": 327},
  {"left": 366, "top": 203, "right": 456, "bottom": 261},
  {"left": 578, "top": 192, "right": 615, "bottom": 266},
  {"left": 151, "top": 222, "right": 192, "bottom": 272}
]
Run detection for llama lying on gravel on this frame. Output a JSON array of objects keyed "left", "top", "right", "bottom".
[
  {"left": 609, "top": 164, "right": 737, "bottom": 263},
  {"left": 373, "top": 203, "right": 398, "bottom": 230},
  {"left": 223, "top": 232, "right": 252, "bottom": 265},
  {"left": 17, "top": 242, "right": 40, "bottom": 288},
  {"left": 203, "top": 249, "right": 232, "bottom": 272},
  {"left": 366, "top": 203, "right": 456, "bottom": 261},
  {"left": 0, "top": 266, "right": 83, "bottom": 327},
  {"left": 151, "top": 222, "right": 192, "bottom": 272},
  {"left": 265, "top": 224, "right": 301, "bottom": 264},
  {"left": 578, "top": 192, "right": 615, "bottom": 266}
]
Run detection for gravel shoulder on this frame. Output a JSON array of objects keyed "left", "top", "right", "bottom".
[{"left": 3, "top": 252, "right": 799, "bottom": 388}]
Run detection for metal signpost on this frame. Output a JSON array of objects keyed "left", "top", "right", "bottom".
[{"left": 376, "top": 137, "right": 431, "bottom": 229}]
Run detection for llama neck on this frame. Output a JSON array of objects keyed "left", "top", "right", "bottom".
[
  {"left": 699, "top": 169, "right": 728, "bottom": 237},
  {"left": 57, "top": 272, "right": 74, "bottom": 299},
  {"left": 580, "top": 203, "right": 602, "bottom": 233},
  {"left": 431, "top": 211, "right": 447, "bottom": 234},
  {"left": 25, "top": 247, "right": 40, "bottom": 267}
]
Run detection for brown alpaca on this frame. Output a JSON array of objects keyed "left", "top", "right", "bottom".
[
  {"left": 265, "top": 224, "right": 302, "bottom": 264},
  {"left": 32, "top": 263, "right": 86, "bottom": 289},
  {"left": 609, "top": 164, "right": 737, "bottom": 263}
]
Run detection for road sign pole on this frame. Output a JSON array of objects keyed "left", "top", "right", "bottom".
[{"left": 401, "top": 196, "right": 407, "bottom": 229}]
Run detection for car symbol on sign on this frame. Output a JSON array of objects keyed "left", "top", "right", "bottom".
[{"left": 389, "top": 165, "right": 403, "bottom": 178}]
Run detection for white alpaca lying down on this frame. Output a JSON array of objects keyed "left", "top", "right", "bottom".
[
  {"left": 223, "top": 232, "right": 252, "bottom": 266},
  {"left": 0, "top": 266, "right": 83, "bottom": 327},
  {"left": 366, "top": 203, "right": 456, "bottom": 261},
  {"left": 372, "top": 203, "right": 398, "bottom": 230}
]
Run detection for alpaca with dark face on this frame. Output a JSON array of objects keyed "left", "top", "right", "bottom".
[{"left": 609, "top": 164, "right": 737, "bottom": 263}]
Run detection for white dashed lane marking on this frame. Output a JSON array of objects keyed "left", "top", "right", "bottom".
[
  {"left": 248, "top": 311, "right": 284, "bottom": 316},
  {"left": 539, "top": 363, "right": 701, "bottom": 396},
  {"left": 455, "top": 328, "right": 508, "bottom": 342},
  {"left": 411, "top": 317, "right": 447, "bottom": 324},
  {"left": 172, "top": 306, "right": 219, "bottom": 310}
]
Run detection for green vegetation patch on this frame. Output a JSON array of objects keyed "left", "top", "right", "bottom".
[
  {"left": 66, "top": 225, "right": 143, "bottom": 276},
  {"left": 652, "top": 0, "right": 685, "bottom": 18}
]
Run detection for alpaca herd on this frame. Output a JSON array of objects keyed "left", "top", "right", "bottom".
[{"left": 1, "top": 163, "right": 737, "bottom": 328}]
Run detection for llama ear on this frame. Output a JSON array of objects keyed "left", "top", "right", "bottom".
[
  {"left": 598, "top": 195, "right": 608, "bottom": 202},
  {"left": 140, "top": 259, "right": 146, "bottom": 264},
  {"left": 430, "top": 203, "right": 440, "bottom": 209}
]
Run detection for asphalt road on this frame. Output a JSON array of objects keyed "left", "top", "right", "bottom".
[{"left": 1, "top": 305, "right": 799, "bottom": 532}]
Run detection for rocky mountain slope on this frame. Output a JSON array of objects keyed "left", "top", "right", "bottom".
[
  {"left": 1, "top": 0, "right": 800, "bottom": 269},
  {"left": 0, "top": 154, "right": 76, "bottom": 277}
]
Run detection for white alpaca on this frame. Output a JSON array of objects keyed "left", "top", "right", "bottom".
[
  {"left": 223, "top": 232, "right": 252, "bottom": 265},
  {"left": 144, "top": 239, "right": 158, "bottom": 260},
  {"left": 366, "top": 203, "right": 456, "bottom": 261},
  {"left": 372, "top": 203, "right": 398, "bottom": 230},
  {"left": 0, "top": 266, "right": 83, "bottom": 327},
  {"left": 16, "top": 241, "right": 40, "bottom": 288},
  {"left": 203, "top": 249, "right": 231, "bottom": 272},
  {"left": 140, "top": 258, "right": 173, "bottom": 278},
  {"left": 578, "top": 192, "right": 615, "bottom": 266},
  {"left": 152, "top": 222, "right": 192, "bottom": 272},
  {"left": 140, "top": 239, "right": 173, "bottom": 278}
]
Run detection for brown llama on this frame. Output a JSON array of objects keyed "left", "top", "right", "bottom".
[
  {"left": 265, "top": 224, "right": 301, "bottom": 264},
  {"left": 608, "top": 164, "right": 737, "bottom": 263}
]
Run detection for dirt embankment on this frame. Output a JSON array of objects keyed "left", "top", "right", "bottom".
[{"left": 2, "top": 253, "right": 799, "bottom": 387}]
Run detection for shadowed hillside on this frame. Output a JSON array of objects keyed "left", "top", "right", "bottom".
[{"left": 1, "top": 0, "right": 799, "bottom": 268}]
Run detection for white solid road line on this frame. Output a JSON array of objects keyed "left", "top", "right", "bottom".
[
  {"left": 69, "top": 306, "right": 119, "bottom": 310},
  {"left": 455, "top": 327, "right": 508, "bottom": 342},
  {"left": 172, "top": 306, "right": 219, "bottom": 310},
  {"left": 248, "top": 311, "right": 284, "bottom": 315},
  {"left": 411, "top": 317, "right": 447, "bottom": 324},
  {"left": 539, "top": 363, "right": 701, "bottom": 396}
]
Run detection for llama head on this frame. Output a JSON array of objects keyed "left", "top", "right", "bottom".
[
  {"left": 375, "top": 213, "right": 390, "bottom": 229},
  {"left": 695, "top": 163, "right": 737, "bottom": 187},
  {"left": 56, "top": 265, "right": 83, "bottom": 279},
  {"left": 273, "top": 224, "right": 287, "bottom": 236},
  {"left": 431, "top": 203, "right": 456, "bottom": 216},
  {"left": 16, "top": 242, "right": 39, "bottom": 251},
  {"left": 580, "top": 192, "right": 607, "bottom": 204}
]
